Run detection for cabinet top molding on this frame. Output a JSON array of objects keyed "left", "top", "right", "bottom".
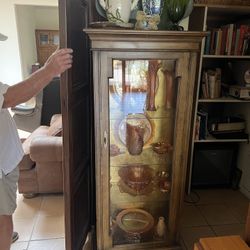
[{"left": 84, "top": 29, "right": 206, "bottom": 51}]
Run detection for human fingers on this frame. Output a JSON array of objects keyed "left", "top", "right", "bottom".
[
  {"left": 46, "top": 48, "right": 73, "bottom": 63},
  {"left": 54, "top": 53, "right": 73, "bottom": 74},
  {"left": 53, "top": 48, "right": 73, "bottom": 56},
  {"left": 48, "top": 49, "right": 73, "bottom": 66},
  {"left": 52, "top": 53, "right": 73, "bottom": 69},
  {"left": 47, "top": 50, "right": 73, "bottom": 66}
]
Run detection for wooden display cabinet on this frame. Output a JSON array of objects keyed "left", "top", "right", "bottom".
[
  {"left": 85, "top": 29, "right": 204, "bottom": 250},
  {"left": 35, "top": 29, "right": 59, "bottom": 65}
]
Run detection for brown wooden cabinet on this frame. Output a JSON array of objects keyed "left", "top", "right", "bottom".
[
  {"left": 35, "top": 29, "right": 59, "bottom": 65},
  {"left": 85, "top": 29, "right": 205, "bottom": 250}
]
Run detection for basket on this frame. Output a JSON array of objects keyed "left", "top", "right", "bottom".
[{"left": 194, "top": 0, "right": 250, "bottom": 5}]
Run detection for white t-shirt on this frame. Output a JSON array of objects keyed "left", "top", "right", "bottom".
[{"left": 0, "top": 82, "right": 24, "bottom": 177}]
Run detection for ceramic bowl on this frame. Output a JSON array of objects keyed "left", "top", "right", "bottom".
[
  {"left": 118, "top": 165, "right": 153, "bottom": 192},
  {"left": 151, "top": 142, "right": 173, "bottom": 154}
]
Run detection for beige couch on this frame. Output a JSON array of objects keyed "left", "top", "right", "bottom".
[{"left": 18, "top": 114, "right": 63, "bottom": 197}]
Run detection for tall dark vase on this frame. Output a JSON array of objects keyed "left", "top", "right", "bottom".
[{"left": 159, "top": 0, "right": 193, "bottom": 30}]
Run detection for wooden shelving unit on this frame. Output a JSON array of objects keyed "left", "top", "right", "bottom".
[
  {"left": 188, "top": 4, "right": 250, "bottom": 192},
  {"left": 198, "top": 97, "right": 250, "bottom": 103}
]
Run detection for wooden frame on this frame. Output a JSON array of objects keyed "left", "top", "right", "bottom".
[{"left": 85, "top": 29, "right": 205, "bottom": 250}]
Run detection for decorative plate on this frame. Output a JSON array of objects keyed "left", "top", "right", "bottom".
[
  {"left": 116, "top": 208, "right": 154, "bottom": 234},
  {"left": 118, "top": 179, "right": 154, "bottom": 196}
]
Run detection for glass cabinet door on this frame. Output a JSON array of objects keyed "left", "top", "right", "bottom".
[
  {"left": 51, "top": 32, "right": 59, "bottom": 46},
  {"left": 109, "top": 59, "right": 177, "bottom": 247},
  {"left": 39, "top": 33, "right": 50, "bottom": 45}
]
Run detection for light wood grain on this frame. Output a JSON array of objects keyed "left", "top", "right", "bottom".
[
  {"left": 87, "top": 29, "right": 204, "bottom": 250},
  {"left": 199, "top": 235, "right": 250, "bottom": 250}
]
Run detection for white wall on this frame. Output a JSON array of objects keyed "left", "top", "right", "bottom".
[
  {"left": 15, "top": 5, "right": 37, "bottom": 78},
  {"left": 0, "top": 0, "right": 57, "bottom": 85},
  {"left": 15, "top": 5, "right": 59, "bottom": 79},
  {"left": 35, "top": 6, "right": 58, "bottom": 30}
]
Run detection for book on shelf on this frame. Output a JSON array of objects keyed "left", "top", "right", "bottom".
[
  {"left": 227, "top": 23, "right": 234, "bottom": 56},
  {"left": 237, "top": 25, "right": 249, "bottom": 55},
  {"left": 204, "top": 31, "right": 211, "bottom": 55},
  {"left": 200, "top": 68, "right": 221, "bottom": 99},
  {"left": 197, "top": 110, "right": 208, "bottom": 140},
  {"left": 220, "top": 25, "right": 228, "bottom": 55},
  {"left": 215, "top": 28, "right": 222, "bottom": 55},
  {"left": 194, "top": 115, "right": 201, "bottom": 140},
  {"left": 204, "top": 23, "right": 250, "bottom": 56}
]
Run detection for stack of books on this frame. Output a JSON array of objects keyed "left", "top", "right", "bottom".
[
  {"left": 204, "top": 24, "right": 250, "bottom": 56},
  {"left": 200, "top": 68, "right": 222, "bottom": 99}
]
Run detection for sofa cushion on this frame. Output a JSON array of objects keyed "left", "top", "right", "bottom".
[
  {"left": 22, "top": 126, "right": 49, "bottom": 154},
  {"left": 47, "top": 115, "right": 62, "bottom": 136},
  {"left": 18, "top": 167, "right": 39, "bottom": 194},
  {"left": 30, "top": 136, "right": 62, "bottom": 162},
  {"left": 18, "top": 154, "right": 34, "bottom": 171}
]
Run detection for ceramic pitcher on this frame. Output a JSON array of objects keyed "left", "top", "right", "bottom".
[
  {"left": 99, "top": 0, "right": 139, "bottom": 24},
  {"left": 126, "top": 119, "right": 145, "bottom": 155}
]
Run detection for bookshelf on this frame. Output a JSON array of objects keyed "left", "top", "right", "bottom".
[
  {"left": 199, "top": 97, "right": 250, "bottom": 102},
  {"left": 203, "top": 55, "right": 250, "bottom": 59},
  {"left": 188, "top": 4, "right": 250, "bottom": 194}
]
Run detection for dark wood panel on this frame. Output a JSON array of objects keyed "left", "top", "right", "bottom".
[{"left": 59, "top": 0, "right": 98, "bottom": 249}]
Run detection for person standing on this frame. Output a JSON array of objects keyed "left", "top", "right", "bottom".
[{"left": 0, "top": 32, "right": 73, "bottom": 250}]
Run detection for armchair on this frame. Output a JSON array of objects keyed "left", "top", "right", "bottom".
[{"left": 18, "top": 114, "right": 63, "bottom": 197}]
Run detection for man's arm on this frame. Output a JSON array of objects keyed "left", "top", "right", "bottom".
[{"left": 3, "top": 48, "right": 73, "bottom": 108}]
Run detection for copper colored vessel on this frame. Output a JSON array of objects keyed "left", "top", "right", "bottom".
[
  {"left": 118, "top": 165, "right": 154, "bottom": 193},
  {"left": 126, "top": 119, "right": 145, "bottom": 155}
]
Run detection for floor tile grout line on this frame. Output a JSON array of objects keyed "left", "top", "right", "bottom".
[
  {"left": 194, "top": 204, "right": 211, "bottom": 228},
  {"left": 26, "top": 195, "right": 45, "bottom": 249},
  {"left": 195, "top": 203, "right": 245, "bottom": 226}
]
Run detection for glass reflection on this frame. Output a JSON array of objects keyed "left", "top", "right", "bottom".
[{"left": 109, "top": 59, "right": 177, "bottom": 246}]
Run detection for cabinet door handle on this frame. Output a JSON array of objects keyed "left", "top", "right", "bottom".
[{"left": 103, "top": 130, "right": 108, "bottom": 149}]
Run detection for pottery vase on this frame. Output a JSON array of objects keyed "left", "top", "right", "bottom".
[
  {"left": 99, "top": 0, "right": 139, "bottom": 24},
  {"left": 142, "top": 0, "right": 163, "bottom": 15},
  {"left": 126, "top": 120, "right": 145, "bottom": 155},
  {"left": 164, "top": 0, "right": 193, "bottom": 30},
  {"left": 146, "top": 60, "right": 160, "bottom": 111},
  {"left": 159, "top": 0, "right": 193, "bottom": 30},
  {"left": 138, "top": 0, "right": 163, "bottom": 30},
  {"left": 155, "top": 216, "right": 167, "bottom": 239}
]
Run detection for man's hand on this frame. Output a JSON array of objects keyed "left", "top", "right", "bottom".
[
  {"left": 44, "top": 48, "right": 73, "bottom": 77},
  {"left": 3, "top": 48, "right": 73, "bottom": 108}
]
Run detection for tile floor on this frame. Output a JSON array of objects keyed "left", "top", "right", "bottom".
[
  {"left": 11, "top": 193, "right": 65, "bottom": 250},
  {"left": 11, "top": 188, "right": 249, "bottom": 250},
  {"left": 180, "top": 188, "right": 250, "bottom": 250},
  {"left": 11, "top": 127, "right": 65, "bottom": 250}
]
